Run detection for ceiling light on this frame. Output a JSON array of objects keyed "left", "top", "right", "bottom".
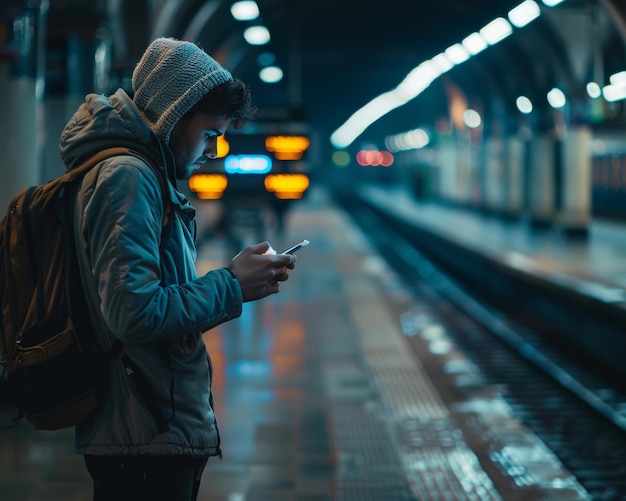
[
  {"left": 508, "top": 1, "right": 541, "bottom": 28},
  {"left": 259, "top": 66, "right": 283, "bottom": 83},
  {"left": 431, "top": 53, "right": 453, "bottom": 73},
  {"left": 542, "top": 0, "right": 565, "bottom": 6},
  {"left": 586, "top": 82, "right": 601, "bottom": 99},
  {"left": 230, "top": 1, "right": 259, "bottom": 21},
  {"left": 385, "top": 128, "right": 430, "bottom": 152},
  {"left": 479, "top": 17, "right": 513, "bottom": 45},
  {"left": 462, "top": 33, "right": 488, "bottom": 55},
  {"left": 516, "top": 96, "right": 533, "bottom": 113},
  {"left": 547, "top": 87, "right": 566, "bottom": 108},
  {"left": 463, "top": 109, "right": 482, "bottom": 128},
  {"left": 603, "top": 84, "right": 626, "bottom": 102},
  {"left": 609, "top": 71, "right": 626, "bottom": 86},
  {"left": 445, "top": 43, "right": 470, "bottom": 65},
  {"left": 396, "top": 61, "right": 440, "bottom": 100},
  {"left": 243, "top": 25, "right": 270, "bottom": 45}
]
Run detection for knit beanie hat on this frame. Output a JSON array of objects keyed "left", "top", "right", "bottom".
[{"left": 132, "top": 37, "right": 233, "bottom": 145}]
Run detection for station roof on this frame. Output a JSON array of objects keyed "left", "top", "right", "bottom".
[{"left": 39, "top": 0, "right": 626, "bottom": 149}]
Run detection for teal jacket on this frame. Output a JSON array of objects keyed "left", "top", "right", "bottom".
[{"left": 59, "top": 89, "right": 242, "bottom": 456}]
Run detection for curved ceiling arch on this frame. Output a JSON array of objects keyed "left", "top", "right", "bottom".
[{"left": 40, "top": 0, "right": 626, "bottom": 152}]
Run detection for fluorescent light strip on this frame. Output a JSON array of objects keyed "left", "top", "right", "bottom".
[
  {"left": 480, "top": 17, "right": 513, "bottom": 45},
  {"left": 330, "top": 0, "right": 569, "bottom": 148},
  {"left": 445, "top": 43, "right": 470, "bottom": 65},
  {"left": 508, "top": 0, "right": 541, "bottom": 28},
  {"left": 462, "top": 32, "right": 488, "bottom": 55}
]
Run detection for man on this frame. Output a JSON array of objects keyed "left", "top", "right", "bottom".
[{"left": 58, "top": 37, "right": 295, "bottom": 500}]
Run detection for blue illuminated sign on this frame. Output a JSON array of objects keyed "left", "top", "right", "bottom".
[{"left": 224, "top": 154, "right": 272, "bottom": 174}]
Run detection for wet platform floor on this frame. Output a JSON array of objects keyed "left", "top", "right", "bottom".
[{"left": 0, "top": 187, "right": 591, "bottom": 500}]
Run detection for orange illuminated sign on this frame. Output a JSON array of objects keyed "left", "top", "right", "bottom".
[
  {"left": 216, "top": 135, "right": 230, "bottom": 158},
  {"left": 188, "top": 173, "right": 228, "bottom": 199},
  {"left": 265, "top": 135, "right": 310, "bottom": 160},
  {"left": 264, "top": 174, "right": 310, "bottom": 199}
]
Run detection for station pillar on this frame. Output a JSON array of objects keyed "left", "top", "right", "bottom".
[
  {"left": 455, "top": 130, "right": 472, "bottom": 205},
  {"left": 559, "top": 125, "right": 592, "bottom": 237},
  {"left": 438, "top": 136, "right": 457, "bottom": 203},
  {"left": 483, "top": 136, "right": 503, "bottom": 213},
  {"left": 0, "top": 1, "right": 47, "bottom": 209},
  {"left": 527, "top": 134, "right": 556, "bottom": 227},
  {"left": 504, "top": 136, "right": 525, "bottom": 219}
]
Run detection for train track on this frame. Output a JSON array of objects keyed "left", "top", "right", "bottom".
[{"left": 337, "top": 194, "right": 626, "bottom": 501}]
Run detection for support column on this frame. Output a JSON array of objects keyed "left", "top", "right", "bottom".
[
  {"left": 505, "top": 136, "right": 525, "bottom": 218},
  {"left": 528, "top": 134, "right": 556, "bottom": 227},
  {"left": 484, "top": 136, "right": 505, "bottom": 214},
  {"left": 0, "top": 1, "right": 48, "bottom": 208},
  {"left": 559, "top": 125, "right": 592, "bottom": 237},
  {"left": 438, "top": 139, "right": 457, "bottom": 203},
  {"left": 455, "top": 130, "right": 471, "bottom": 205}
]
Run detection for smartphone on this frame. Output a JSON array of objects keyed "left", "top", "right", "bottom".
[{"left": 281, "top": 239, "right": 310, "bottom": 254}]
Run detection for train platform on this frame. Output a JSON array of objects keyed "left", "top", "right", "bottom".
[
  {"left": 358, "top": 184, "right": 626, "bottom": 305},
  {"left": 0, "top": 186, "right": 591, "bottom": 500}
]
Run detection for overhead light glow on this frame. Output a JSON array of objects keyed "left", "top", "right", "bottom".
[
  {"left": 396, "top": 61, "right": 440, "bottom": 100},
  {"left": 230, "top": 1, "right": 259, "bottom": 21},
  {"left": 445, "top": 44, "right": 470, "bottom": 65},
  {"left": 244, "top": 25, "right": 270, "bottom": 45},
  {"left": 355, "top": 149, "right": 394, "bottom": 167},
  {"left": 462, "top": 32, "right": 488, "bottom": 55},
  {"left": 609, "top": 71, "right": 626, "bottom": 86},
  {"left": 224, "top": 154, "right": 272, "bottom": 174},
  {"left": 603, "top": 84, "right": 626, "bottom": 102},
  {"left": 463, "top": 109, "right": 482, "bottom": 128},
  {"left": 330, "top": 91, "right": 406, "bottom": 148},
  {"left": 479, "top": 17, "right": 513, "bottom": 45},
  {"left": 516, "top": 95, "right": 533, "bottom": 113},
  {"left": 586, "top": 82, "right": 601, "bottom": 99},
  {"left": 329, "top": 0, "right": 559, "bottom": 148},
  {"left": 385, "top": 128, "right": 430, "bottom": 152},
  {"left": 508, "top": 1, "right": 540, "bottom": 28},
  {"left": 547, "top": 87, "right": 566, "bottom": 108},
  {"left": 431, "top": 53, "right": 454, "bottom": 73},
  {"left": 259, "top": 66, "right": 283, "bottom": 83}
]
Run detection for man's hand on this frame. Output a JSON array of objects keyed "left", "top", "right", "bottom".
[{"left": 228, "top": 241, "right": 296, "bottom": 302}]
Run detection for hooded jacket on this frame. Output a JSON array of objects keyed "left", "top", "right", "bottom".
[{"left": 59, "top": 88, "right": 242, "bottom": 456}]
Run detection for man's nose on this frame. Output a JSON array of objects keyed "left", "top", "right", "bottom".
[{"left": 204, "top": 145, "right": 217, "bottom": 159}]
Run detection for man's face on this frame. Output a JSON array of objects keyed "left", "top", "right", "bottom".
[{"left": 169, "top": 112, "right": 231, "bottom": 180}]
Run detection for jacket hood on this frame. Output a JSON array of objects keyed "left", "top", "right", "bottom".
[{"left": 59, "top": 89, "right": 158, "bottom": 170}]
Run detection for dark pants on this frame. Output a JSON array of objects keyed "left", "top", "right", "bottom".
[{"left": 84, "top": 455, "right": 208, "bottom": 501}]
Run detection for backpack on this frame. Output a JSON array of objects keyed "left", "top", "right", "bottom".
[{"left": 0, "top": 147, "right": 169, "bottom": 430}]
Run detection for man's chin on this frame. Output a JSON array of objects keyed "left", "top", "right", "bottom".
[{"left": 178, "top": 164, "right": 202, "bottom": 180}]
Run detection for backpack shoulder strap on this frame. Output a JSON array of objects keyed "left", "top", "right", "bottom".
[
  {"left": 112, "top": 149, "right": 175, "bottom": 253},
  {"left": 64, "top": 147, "right": 140, "bottom": 181},
  {"left": 68, "top": 146, "right": 174, "bottom": 263},
  {"left": 68, "top": 146, "right": 172, "bottom": 227}
]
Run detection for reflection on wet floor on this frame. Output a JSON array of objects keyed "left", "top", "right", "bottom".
[{"left": 0, "top": 187, "right": 593, "bottom": 500}]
